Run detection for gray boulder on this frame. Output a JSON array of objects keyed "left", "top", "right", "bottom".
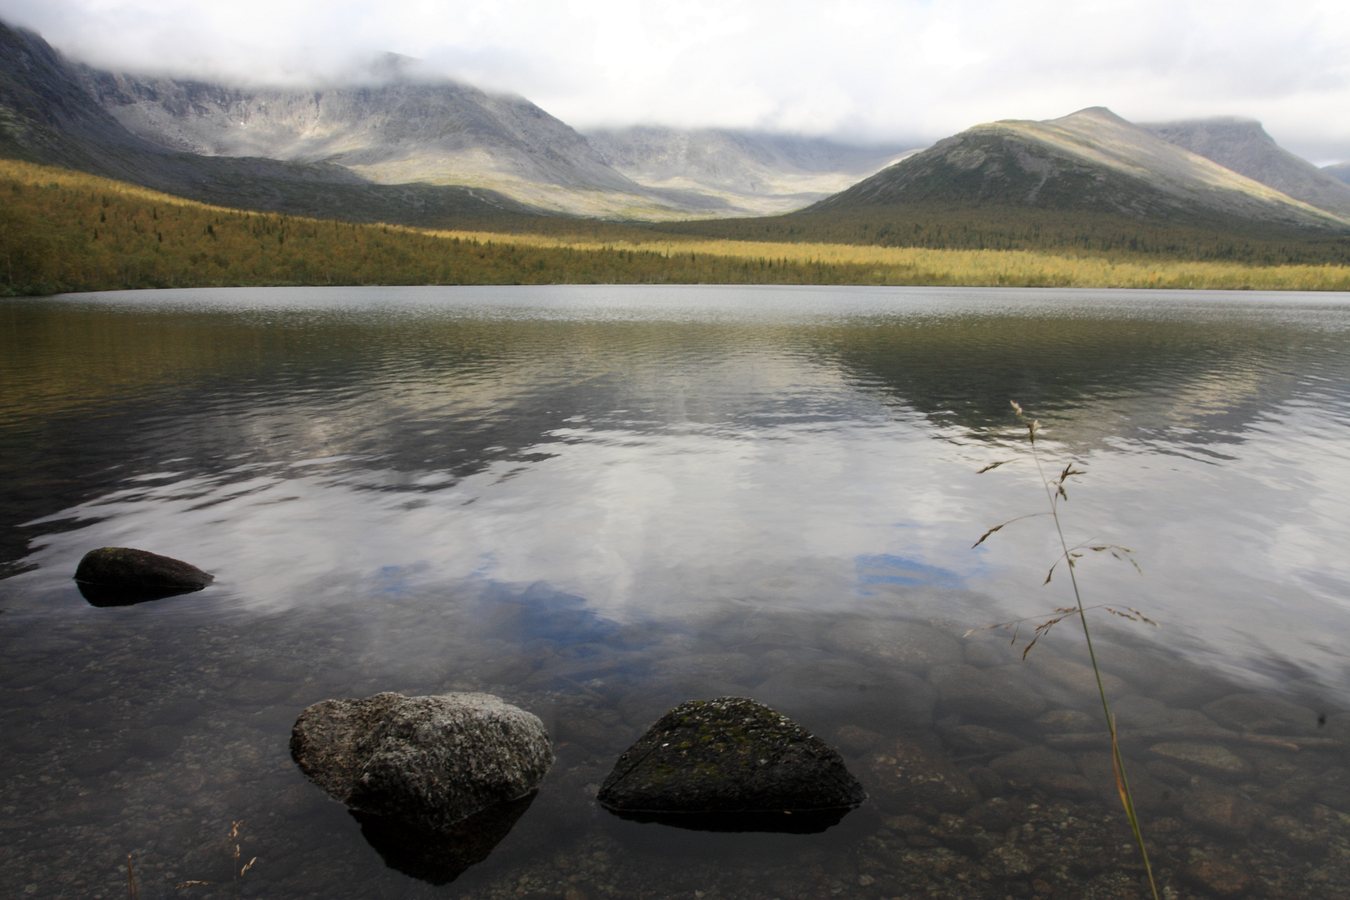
[
  {"left": 290, "top": 691, "right": 553, "bottom": 832},
  {"left": 74, "top": 546, "right": 213, "bottom": 605},
  {"left": 598, "top": 697, "right": 865, "bottom": 832}
]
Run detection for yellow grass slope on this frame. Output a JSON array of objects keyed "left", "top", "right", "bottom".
[{"left": 3, "top": 159, "right": 1348, "bottom": 295}]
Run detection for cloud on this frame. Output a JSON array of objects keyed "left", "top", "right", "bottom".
[{"left": 2, "top": 0, "right": 1348, "bottom": 161}]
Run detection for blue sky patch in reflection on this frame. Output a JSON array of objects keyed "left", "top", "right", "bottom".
[{"left": 854, "top": 553, "right": 963, "bottom": 594}]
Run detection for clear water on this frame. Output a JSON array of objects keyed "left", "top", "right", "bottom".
[{"left": 3, "top": 285, "right": 1350, "bottom": 897}]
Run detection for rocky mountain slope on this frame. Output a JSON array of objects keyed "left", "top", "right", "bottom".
[
  {"left": 0, "top": 22, "right": 536, "bottom": 225},
  {"left": 1145, "top": 117, "right": 1350, "bottom": 219},
  {"left": 809, "top": 107, "right": 1348, "bottom": 231},
  {"left": 1324, "top": 163, "right": 1350, "bottom": 186},
  {"left": 74, "top": 62, "right": 723, "bottom": 219},
  {"left": 586, "top": 126, "right": 909, "bottom": 215}
]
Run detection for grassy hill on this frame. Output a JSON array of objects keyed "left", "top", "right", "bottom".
[
  {"left": 661, "top": 109, "right": 1350, "bottom": 268},
  {"left": 4, "top": 159, "right": 1349, "bottom": 295}
]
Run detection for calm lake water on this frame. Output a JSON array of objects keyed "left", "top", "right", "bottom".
[{"left": 2, "top": 285, "right": 1350, "bottom": 897}]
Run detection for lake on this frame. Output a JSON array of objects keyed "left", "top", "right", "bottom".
[{"left": 2, "top": 285, "right": 1349, "bottom": 897}]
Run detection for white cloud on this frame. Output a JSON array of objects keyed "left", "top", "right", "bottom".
[{"left": 2, "top": 0, "right": 1348, "bottom": 161}]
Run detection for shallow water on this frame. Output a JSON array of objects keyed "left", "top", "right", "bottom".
[{"left": 3, "top": 285, "right": 1350, "bottom": 897}]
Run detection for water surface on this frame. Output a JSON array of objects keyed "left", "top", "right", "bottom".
[{"left": 3, "top": 285, "right": 1349, "bottom": 897}]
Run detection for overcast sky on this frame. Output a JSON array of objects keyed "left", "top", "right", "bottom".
[{"left": 4, "top": 0, "right": 1348, "bottom": 163}]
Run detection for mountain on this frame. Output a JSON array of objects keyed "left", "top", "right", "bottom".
[
  {"left": 5, "top": 19, "right": 1349, "bottom": 252},
  {"left": 0, "top": 21, "right": 536, "bottom": 226},
  {"left": 1325, "top": 163, "right": 1350, "bottom": 186},
  {"left": 73, "top": 65, "right": 725, "bottom": 219},
  {"left": 807, "top": 107, "right": 1349, "bottom": 232},
  {"left": 585, "top": 126, "right": 909, "bottom": 215},
  {"left": 1144, "top": 117, "right": 1350, "bottom": 219}
]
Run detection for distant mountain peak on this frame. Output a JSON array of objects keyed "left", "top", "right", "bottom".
[
  {"left": 1145, "top": 116, "right": 1350, "bottom": 218},
  {"left": 362, "top": 51, "right": 423, "bottom": 83},
  {"left": 1056, "top": 106, "right": 1130, "bottom": 125},
  {"left": 809, "top": 106, "right": 1349, "bottom": 231}
]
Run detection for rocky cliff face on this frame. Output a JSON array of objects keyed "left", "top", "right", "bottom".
[
  {"left": 1146, "top": 117, "right": 1350, "bottom": 219},
  {"left": 74, "top": 66, "right": 709, "bottom": 217},
  {"left": 0, "top": 21, "right": 537, "bottom": 225}
]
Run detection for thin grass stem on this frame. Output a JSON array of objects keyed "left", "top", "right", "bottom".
[{"left": 1022, "top": 411, "right": 1160, "bottom": 899}]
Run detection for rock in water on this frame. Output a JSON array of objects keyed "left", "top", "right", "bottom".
[
  {"left": 290, "top": 692, "right": 553, "bottom": 832},
  {"left": 598, "top": 697, "right": 866, "bottom": 832},
  {"left": 74, "top": 546, "right": 213, "bottom": 605}
]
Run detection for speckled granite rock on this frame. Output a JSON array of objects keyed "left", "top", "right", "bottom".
[{"left": 291, "top": 691, "right": 553, "bottom": 831}]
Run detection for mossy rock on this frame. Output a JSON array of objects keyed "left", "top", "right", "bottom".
[{"left": 597, "top": 697, "right": 865, "bottom": 832}]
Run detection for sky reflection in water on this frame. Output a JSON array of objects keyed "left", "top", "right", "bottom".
[
  {"left": 6, "top": 286, "right": 1349, "bottom": 689},
  {"left": 3, "top": 285, "right": 1350, "bottom": 895}
]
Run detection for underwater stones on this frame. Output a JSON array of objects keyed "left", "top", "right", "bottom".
[
  {"left": 1025, "top": 656, "right": 1129, "bottom": 707},
  {"left": 1202, "top": 692, "right": 1322, "bottom": 734},
  {"left": 754, "top": 661, "right": 935, "bottom": 731},
  {"left": 597, "top": 697, "right": 865, "bottom": 831},
  {"left": 825, "top": 618, "right": 962, "bottom": 674},
  {"left": 1110, "top": 694, "right": 1221, "bottom": 732},
  {"left": 867, "top": 736, "right": 980, "bottom": 815},
  {"left": 74, "top": 547, "right": 213, "bottom": 605},
  {"left": 1149, "top": 742, "right": 1253, "bottom": 779},
  {"left": 1182, "top": 783, "right": 1261, "bottom": 836},
  {"left": 930, "top": 663, "right": 1047, "bottom": 721},
  {"left": 938, "top": 722, "right": 1029, "bottom": 756},
  {"left": 1184, "top": 853, "right": 1251, "bottom": 897},
  {"left": 290, "top": 691, "right": 553, "bottom": 832},
  {"left": 1035, "top": 708, "right": 1098, "bottom": 733}
]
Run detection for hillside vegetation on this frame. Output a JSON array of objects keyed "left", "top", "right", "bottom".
[
  {"left": 667, "top": 204, "right": 1350, "bottom": 266},
  {"left": 4, "top": 160, "right": 1350, "bottom": 295}
]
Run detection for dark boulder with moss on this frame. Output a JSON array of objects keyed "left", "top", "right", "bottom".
[
  {"left": 74, "top": 546, "right": 214, "bottom": 605},
  {"left": 598, "top": 697, "right": 866, "bottom": 832},
  {"left": 291, "top": 691, "right": 553, "bottom": 834}
]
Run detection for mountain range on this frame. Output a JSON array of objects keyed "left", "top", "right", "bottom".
[{"left": 3, "top": 18, "right": 1349, "bottom": 246}]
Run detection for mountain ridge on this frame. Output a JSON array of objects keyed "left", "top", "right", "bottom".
[
  {"left": 1144, "top": 117, "right": 1350, "bottom": 218},
  {"left": 0, "top": 21, "right": 540, "bottom": 225},
  {"left": 808, "top": 106, "right": 1348, "bottom": 232},
  {"left": 73, "top": 65, "right": 720, "bottom": 218}
]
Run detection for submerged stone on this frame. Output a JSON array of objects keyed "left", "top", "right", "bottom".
[
  {"left": 597, "top": 697, "right": 865, "bottom": 832},
  {"left": 290, "top": 691, "right": 553, "bottom": 833},
  {"left": 868, "top": 735, "right": 981, "bottom": 815},
  {"left": 1149, "top": 742, "right": 1252, "bottom": 779},
  {"left": 74, "top": 546, "right": 213, "bottom": 605}
]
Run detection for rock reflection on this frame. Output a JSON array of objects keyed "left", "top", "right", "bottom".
[
  {"left": 354, "top": 792, "right": 536, "bottom": 885},
  {"left": 76, "top": 580, "right": 209, "bottom": 606}
]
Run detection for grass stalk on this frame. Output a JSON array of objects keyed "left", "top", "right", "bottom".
[{"left": 1003, "top": 402, "right": 1159, "bottom": 899}]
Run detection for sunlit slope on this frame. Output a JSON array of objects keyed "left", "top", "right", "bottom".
[{"left": 813, "top": 107, "right": 1348, "bottom": 230}]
